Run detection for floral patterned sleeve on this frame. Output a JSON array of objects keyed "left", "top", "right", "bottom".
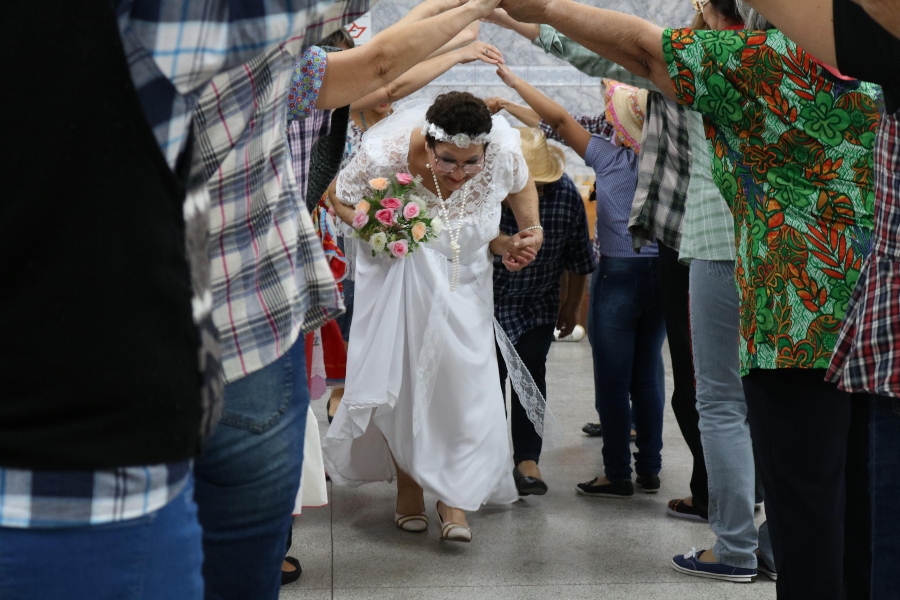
[
  {"left": 661, "top": 27, "right": 882, "bottom": 374},
  {"left": 287, "top": 46, "right": 327, "bottom": 123}
]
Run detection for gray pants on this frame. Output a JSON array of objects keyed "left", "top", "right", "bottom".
[{"left": 689, "top": 259, "right": 773, "bottom": 569}]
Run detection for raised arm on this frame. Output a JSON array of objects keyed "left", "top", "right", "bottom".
[
  {"left": 484, "top": 8, "right": 657, "bottom": 90},
  {"left": 313, "top": 0, "right": 501, "bottom": 110},
  {"left": 480, "top": 7, "right": 541, "bottom": 40},
  {"left": 484, "top": 97, "right": 541, "bottom": 127},
  {"left": 495, "top": 64, "right": 591, "bottom": 157},
  {"left": 426, "top": 21, "right": 480, "bottom": 59},
  {"left": 497, "top": 0, "right": 674, "bottom": 99},
  {"left": 351, "top": 41, "right": 504, "bottom": 111}
]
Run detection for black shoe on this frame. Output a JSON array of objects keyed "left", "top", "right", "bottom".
[
  {"left": 635, "top": 474, "right": 660, "bottom": 493},
  {"left": 326, "top": 399, "right": 334, "bottom": 424},
  {"left": 582, "top": 422, "right": 603, "bottom": 437},
  {"left": 281, "top": 556, "right": 302, "bottom": 585},
  {"left": 576, "top": 477, "right": 634, "bottom": 498},
  {"left": 513, "top": 466, "right": 548, "bottom": 496}
]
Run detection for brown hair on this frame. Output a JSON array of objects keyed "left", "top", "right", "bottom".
[{"left": 318, "top": 27, "right": 355, "bottom": 49}]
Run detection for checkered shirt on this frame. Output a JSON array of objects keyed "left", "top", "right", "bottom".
[
  {"left": 828, "top": 111, "right": 900, "bottom": 397},
  {"left": 0, "top": 0, "right": 359, "bottom": 529},
  {"left": 288, "top": 108, "right": 333, "bottom": 211},
  {"left": 627, "top": 92, "right": 693, "bottom": 252},
  {"left": 540, "top": 115, "right": 615, "bottom": 143},
  {"left": 197, "top": 36, "right": 358, "bottom": 383},
  {"left": 493, "top": 174, "right": 597, "bottom": 344}
]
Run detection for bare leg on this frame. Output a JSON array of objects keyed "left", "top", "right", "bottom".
[
  {"left": 327, "top": 386, "right": 344, "bottom": 419},
  {"left": 436, "top": 500, "right": 468, "bottom": 528},
  {"left": 393, "top": 457, "right": 425, "bottom": 516}
]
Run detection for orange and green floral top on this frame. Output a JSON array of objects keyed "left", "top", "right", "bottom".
[{"left": 662, "top": 28, "right": 880, "bottom": 375}]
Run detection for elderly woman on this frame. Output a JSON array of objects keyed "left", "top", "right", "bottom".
[{"left": 498, "top": 0, "right": 881, "bottom": 597}]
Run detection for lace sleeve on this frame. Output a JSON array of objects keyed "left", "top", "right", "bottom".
[{"left": 335, "top": 145, "right": 374, "bottom": 207}]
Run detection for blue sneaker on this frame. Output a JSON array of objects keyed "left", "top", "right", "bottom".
[{"left": 671, "top": 548, "right": 757, "bottom": 583}]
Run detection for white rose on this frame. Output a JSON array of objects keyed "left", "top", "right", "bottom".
[
  {"left": 370, "top": 232, "right": 387, "bottom": 252},
  {"left": 431, "top": 217, "right": 443, "bottom": 235}
]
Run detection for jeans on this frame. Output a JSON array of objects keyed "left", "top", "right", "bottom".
[
  {"left": 0, "top": 476, "right": 203, "bottom": 600},
  {"left": 690, "top": 260, "right": 770, "bottom": 569},
  {"left": 871, "top": 395, "right": 900, "bottom": 599},
  {"left": 658, "top": 244, "right": 706, "bottom": 512},
  {"left": 590, "top": 256, "right": 666, "bottom": 480},
  {"left": 744, "top": 369, "right": 870, "bottom": 599},
  {"left": 498, "top": 324, "right": 555, "bottom": 464},
  {"left": 194, "top": 339, "right": 309, "bottom": 600}
]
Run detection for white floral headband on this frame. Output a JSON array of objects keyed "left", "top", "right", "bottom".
[{"left": 422, "top": 121, "right": 491, "bottom": 148}]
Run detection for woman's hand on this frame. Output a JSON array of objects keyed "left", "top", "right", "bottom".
[
  {"left": 501, "top": 230, "right": 541, "bottom": 271},
  {"left": 483, "top": 96, "right": 508, "bottom": 114},
  {"left": 495, "top": 63, "right": 520, "bottom": 89},
  {"left": 453, "top": 40, "right": 504, "bottom": 65},
  {"left": 480, "top": 7, "right": 517, "bottom": 27}
]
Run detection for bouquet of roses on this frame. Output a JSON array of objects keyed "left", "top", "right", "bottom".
[{"left": 351, "top": 172, "right": 442, "bottom": 259}]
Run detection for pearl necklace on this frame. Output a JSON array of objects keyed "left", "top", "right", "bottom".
[{"left": 428, "top": 164, "right": 463, "bottom": 292}]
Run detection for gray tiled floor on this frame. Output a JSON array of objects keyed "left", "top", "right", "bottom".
[{"left": 283, "top": 340, "right": 774, "bottom": 599}]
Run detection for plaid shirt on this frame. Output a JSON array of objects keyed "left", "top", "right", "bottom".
[
  {"left": 677, "top": 112, "right": 735, "bottom": 263},
  {"left": 493, "top": 174, "right": 597, "bottom": 344},
  {"left": 828, "top": 111, "right": 900, "bottom": 397},
  {"left": 198, "top": 31, "right": 359, "bottom": 382},
  {"left": 288, "top": 108, "right": 333, "bottom": 211},
  {"left": 627, "top": 92, "right": 693, "bottom": 252},
  {"left": 0, "top": 0, "right": 356, "bottom": 529}
]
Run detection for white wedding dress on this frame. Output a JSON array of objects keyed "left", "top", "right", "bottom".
[{"left": 322, "top": 103, "right": 532, "bottom": 511}]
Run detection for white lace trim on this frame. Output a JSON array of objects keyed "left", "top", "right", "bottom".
[{"left": 336, "top": 101, "right": 529, "bottom": 228}]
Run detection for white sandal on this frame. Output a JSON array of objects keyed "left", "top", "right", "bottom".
[
  {"left": 436, "top": 502, "right": 472, "bottom": 543},
  {"left": 395, "top": 512, "right": 428, "bottom": 532}
]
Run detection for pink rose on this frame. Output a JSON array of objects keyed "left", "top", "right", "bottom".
[
  {"left": 388, "top": 239, "right": 409, "bottom": 258},
  {"left": 381, "top": 197, "right": 402, "bottom": 210},
  {"left": 351, "top": 212, "right": 369, "bottom": 230},
  {"left": 396, "top": 172, "right": 413, "bottom": 185},
  {"left": 402, "top": 202, "right": 421, "bottom": 219},
  {"left": 375, "top": 208, "right": 396, "bottom": 226}
]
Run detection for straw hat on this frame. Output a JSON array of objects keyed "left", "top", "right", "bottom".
[
  {"left": 602, "top": 79, "right": 648, "bottom": 153},
  {"left": 515, "top": 127, "right": 566, "bottom": 184}
]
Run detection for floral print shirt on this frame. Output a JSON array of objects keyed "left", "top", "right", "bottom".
[
  {"left": 288, "top": 46, "right": 327, "bottom": 122},
  {"left": 663, "top": 28, "right": 881, "bottom": 375}
]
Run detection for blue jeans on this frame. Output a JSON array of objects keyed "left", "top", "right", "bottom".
[
  {"left": 0, "top": 476, "right": 203, "bottom": 600},
  {"left": 194, "top": 339, "right": 309, "bottom": 600},
  {"left": 589, "top": 256, "right": 666, "bottom": 480},
  {"left": 871, "top": 395, "right": 900, "bottom": 599},
  {"left": 690, "top": 260, "right": 772, "bottom": 569}
]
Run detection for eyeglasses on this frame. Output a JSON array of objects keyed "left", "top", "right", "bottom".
[
  {"left": 430, "top": 154, "right": 485, "bottom": 175},
  {"left": 691, "top": 0, "right": 710, "bottom": 12}
]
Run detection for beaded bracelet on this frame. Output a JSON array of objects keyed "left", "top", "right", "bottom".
[{"left": 523, "top": 225, "right": 543, "bottom": 232}]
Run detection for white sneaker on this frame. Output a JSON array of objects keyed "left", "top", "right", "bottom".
[{"left": 554, "top": 324, "right": 585, "bottom": 342}]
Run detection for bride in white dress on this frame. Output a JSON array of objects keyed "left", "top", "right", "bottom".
[{"left": 324, "top": 92, "right": 544, "bottom": 542}]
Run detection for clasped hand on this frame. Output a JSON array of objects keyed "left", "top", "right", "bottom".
[{"left": 501, "top": 229, "right": 542, "bottom": 272}]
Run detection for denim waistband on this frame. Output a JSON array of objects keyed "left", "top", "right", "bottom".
[{"left": 600, "top": 255, "right": 659, "bottom": 271}]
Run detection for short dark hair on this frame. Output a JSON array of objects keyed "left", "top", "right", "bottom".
[
  {"left": 709, "top": 0, "right": 742, "bottom": 22},
  {"left": 424, "top": 92, "right": 493, "bottom": 148},
  {"left": 319, "top": 28, "right": 355, "bottom": 49}
]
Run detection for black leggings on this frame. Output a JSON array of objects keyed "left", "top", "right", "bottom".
[
  {"left": 744, "top": 368, "right": 870, "bottom": 600},
  {"left": 498, "top": 324, "right": 556, "bottom": 464}
]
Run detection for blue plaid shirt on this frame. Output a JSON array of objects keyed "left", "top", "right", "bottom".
[
  {"left": 493, "top": 174, "right": 598, "bottom": 345},
  {"left": 0, "top": 0, "right": 354, "bottom": 529}
]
